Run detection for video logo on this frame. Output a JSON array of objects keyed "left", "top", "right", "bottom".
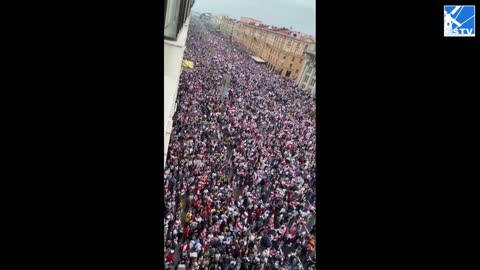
[{"left": 444, "top": 5, "right": 475, "bottom": 37}]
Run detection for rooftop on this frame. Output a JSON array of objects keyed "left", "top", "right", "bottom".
[{"left": 241, "top": 21, "right": 314, "bottom": 43}]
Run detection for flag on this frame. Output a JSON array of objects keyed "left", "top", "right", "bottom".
[{"left": 180, "top": 182, "right": 187, "bottom": 196}]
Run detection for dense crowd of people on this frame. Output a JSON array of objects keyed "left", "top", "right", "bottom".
[{"left": 164, "top": 17, "right": 317, "bottom": 270}]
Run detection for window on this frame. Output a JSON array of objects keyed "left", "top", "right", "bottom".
[
  {"left": 289, "top": 63, "right": 292, "bottom": 68},
  {"left": 307, "top": 66, "right": 313, "bottom": 73},
  {"left": 304, "top": 75, "right": 309, "bottom": 82},
  {"left": 164, "top": 0, "right": 182, "bottom": 39},
  {"left": 286, "top": 70, "right": 291, "bottom": 77},
  {"left": 292, "top": 56, "right": 295, "bottom": 62},
  {"left": 283, "top": 55, "right": 286, "bottom": 59},
  {"left": 164, "top": 0, "right": 193, "bottom": 40},
  {"left": 296, "top": 69, "right": 299, "bottom": 74},
  {"left": 310, "top": 78, "right": 316, "bottom": 86}
]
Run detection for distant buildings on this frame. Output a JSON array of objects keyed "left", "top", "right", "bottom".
[
  {"left": 164, "top": 0, "right": 195, "bottom": 166},
  {"left": 228, "top": 17, "right": 315, "bottom": 81},
  {"left": 210, "top": 14, "right": 316, "bottom": 91},
  {"left": 297, "top": 43, "right": 316, "bottom": 97},
  {"left": 199, "top": 13, "right": 212, "bottom": 21},
  {"left": 216, "top": 16, "right": 236, "bottom": 41}
]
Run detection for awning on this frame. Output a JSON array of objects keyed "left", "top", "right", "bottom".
[
  {"left": 182, "top": 60, "right": 194, "bottom": 69},
  {"left": 250, "top": 55, "right": 266, "bottom": 63}
]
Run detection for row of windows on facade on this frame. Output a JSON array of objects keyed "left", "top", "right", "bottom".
[
  {"left": 303, "top": 65, "right": 316, "bottom": 86},
  {"left": 248, "top": 41, "right": 304, "bottom": 61},
  {"left": 303, "top": 76, "right": 316, "bottom": 86},
  {"left": 243, "top": 39, "right": 303, "bottom": 67}
]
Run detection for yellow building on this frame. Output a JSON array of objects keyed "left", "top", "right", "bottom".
[
  {"left": 232, "top": 18, "right": 315, "bottom": 80},
  {"left": 217, "top": 16, "right": 236, "bottom": 41}
]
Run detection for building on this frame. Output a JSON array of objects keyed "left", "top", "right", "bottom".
[
  {"left": 164, "top": 0, "right": 195, "bottom": 166},
  {"left": 297, "top": 43, "right": 316, "bottom": 97},
  {"left": 199, "top": 12, "right": 211, "bottom": 22},
  {"left": 239, "top": 17, "right": 262, "bottom": 25},
  {"left": 232, "top": 18, "right": 315, "bottom": 80},
  {"left": 216, "top": 16, "right": 236, "bottom": 41}
]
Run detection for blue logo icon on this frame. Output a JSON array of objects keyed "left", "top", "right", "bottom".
[{"left": 444, "top": 5, "right": 475, "bottom": 37}]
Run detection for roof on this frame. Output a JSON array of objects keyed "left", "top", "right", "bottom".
[{"left": 238, "top": 21, "right": 314, "bottom": 43}]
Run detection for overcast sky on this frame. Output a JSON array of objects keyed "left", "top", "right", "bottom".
[{"left": 192, "top": 0, "right": 315, "bottom": 36}]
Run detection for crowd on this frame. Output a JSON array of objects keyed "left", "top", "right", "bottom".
[{"left": 164, "top": 17, "right": 317, "bottom": 270}]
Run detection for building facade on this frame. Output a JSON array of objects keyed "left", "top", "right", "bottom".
[
  {"left": 164, "top": 0, "right": 194, "bottom": 166},
  {"left": 217, "top": 16, "right": 236, "bottom": 41},
  {"left": 297, "top": 43, "right": 316, "bottom": 97},
  {"left": 232, "top": 18, "right": 315, "bottom": 80}
]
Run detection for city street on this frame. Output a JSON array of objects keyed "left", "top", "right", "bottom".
[{"left": 164, "top": 16, "right": 316, "bottom": 269}]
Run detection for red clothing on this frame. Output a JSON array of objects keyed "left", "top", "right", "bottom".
[{"left": 166, "top": 252, "right": 174, "bottom": 262}]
